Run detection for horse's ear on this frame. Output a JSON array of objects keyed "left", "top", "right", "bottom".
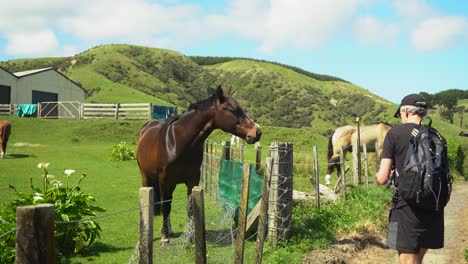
[
  {"left": 216, "top": 85, "right": 225, "bottom": 101},
  {"left": 227, "top": 85, "right": 232, "bottom": 95}
]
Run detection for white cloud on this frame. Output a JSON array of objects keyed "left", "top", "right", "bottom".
[
  {"left": 207, "top": 0, "right": 373, "bottom": 53},
  {"left": 392, "top": 0, "right": 435, "bottom": 21},
  {"left": 411, "top": 16, "right": 468, "bottom": 52},
  {"left": 353, "top": 16, "right": 399, "bottom": 46},
  {"left": 5, "top": 30, "right": 59, "bottom": 56}
]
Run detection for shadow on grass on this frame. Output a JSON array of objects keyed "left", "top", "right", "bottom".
[
  {"left": 57, "top": 242, "right": 134, "bottom": 264},
  {"left": 4, "top": 153, "right": 33, "bottom": 159}
]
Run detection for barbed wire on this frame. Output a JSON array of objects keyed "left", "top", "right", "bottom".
[{"left": 0, "top": 228, "right": 16, "bottom": 239}]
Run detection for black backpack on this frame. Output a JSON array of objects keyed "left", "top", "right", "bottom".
[{"left": 396, "top": 118, "right": 453, "bottom": 211}]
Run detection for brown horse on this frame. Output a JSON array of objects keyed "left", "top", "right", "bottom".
[
  {"left": 0, "top": 120, "right": 11, "bottom": 159},
  {"left": 325, "top": 122, "right": 391, "bottom": 184},
  {"left": 137, "top": 86, "right": 261, "bottom": 245}
]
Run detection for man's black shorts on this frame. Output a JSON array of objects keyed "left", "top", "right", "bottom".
[{"left": 387, "top": 204, "right": 444, "bottom": 253}]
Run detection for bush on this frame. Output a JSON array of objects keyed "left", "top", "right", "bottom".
[
  {"left": 445, "top": 137, "right": 465, "bottom": 178},
  {"left": 109, "top": 142, "right": 135, "bottom": 161},
  {"left": 0, "top": 163, "right": 105, "bottom": 262}
]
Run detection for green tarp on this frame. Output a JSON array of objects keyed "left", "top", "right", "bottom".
[
  {"left": 217, "top": 158, "right": 264, "bottom": 222},
  {"left": 16, "top": 104, "right": 37, "bottom": 117}
]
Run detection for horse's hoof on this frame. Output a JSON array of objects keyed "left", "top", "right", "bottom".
[{"left": 160, "top": 239, "right": 170, "bottom": 246}]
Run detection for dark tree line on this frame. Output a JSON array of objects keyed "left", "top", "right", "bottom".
[{"left": 420, "top": 89, "right": 468, "bottom": 126}]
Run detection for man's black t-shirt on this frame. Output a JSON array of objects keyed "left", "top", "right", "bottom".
[{"left": 381, "top": 123, "right": 420, "bottom": 207}]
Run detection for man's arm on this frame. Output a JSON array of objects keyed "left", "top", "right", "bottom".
[{"left": 375, "top": 158, "right": 393, "bottom": 185}]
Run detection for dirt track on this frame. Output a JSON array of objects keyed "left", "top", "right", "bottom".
[{"left": 303, "top": 183, "right": 468, "bottom": 264}]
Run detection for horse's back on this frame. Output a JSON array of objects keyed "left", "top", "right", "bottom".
[{"left": 0, "top": 120, "right": 11, "bottom": 140}]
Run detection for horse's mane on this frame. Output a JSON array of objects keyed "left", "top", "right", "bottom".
[{"left": 188, "top": 94, "right": 218, "bottom": 112}]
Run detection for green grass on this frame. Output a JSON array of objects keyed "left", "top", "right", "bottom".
[{"left": 0, "top": 116, "right": 465, "bottom": 263}]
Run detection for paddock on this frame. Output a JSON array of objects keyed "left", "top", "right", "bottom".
[{"left": 0, "top": 117, "right": 392, "bottom": 263}]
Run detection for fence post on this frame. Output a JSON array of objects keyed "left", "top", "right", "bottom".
[
  {"left": 223, "top": 141, "right": 231, "bottom": 160},
  {"left": 268, "top": 142, "right": 293, "bottom": 247},
  {"left": 115, "top": 103, "right": 120, "bottom": 119},
  {"left": 352, "top": 142, "right": 359, "bottom": 186},
  {"left": 363, "top": 144, "right": 369, "bottom": 188},
  {"left": 312, "top": 146, "right": 321, "bottom": 209},
  {"left": 235, "top": 164, "right": 252, "bottom": 264},
  {"left": 139, "top": 187, "right": 154, "bottom": 264},
  {"left": 255, "top": 157, "right": 272, "bottom": 264},
  {"left": 192, "top": 186, "right": 207, "bottom": 264},
  {"left": 255, "top": 143, "right": 262, "bottom": 173},
  {"left": 16, "top": 204, "right": 55, "bottom": 264},
  {"left": 148, "top": 103, "right": 152, "bottom": 120},
  {"left": 340, "top": 147, "right": 347, "bottom": 200}
]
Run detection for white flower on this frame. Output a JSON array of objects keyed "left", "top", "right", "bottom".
[
  {"left": 34, "top": 192, "right": 43, "bottom": 197},
  {"left": 33, "top": 195, "right": 44, "bottom": 203},
  {"left": 50, "top": 180, "right": 64, "bottom": 188},
  {"left": 37, "top": 162, "right": 50, "bottom": 169},
  {"left": 64, "top": 169, "right": 75, "bottom": 176},
  {"left": 46, "top": 175, "right": 55, "bottom": 179}
]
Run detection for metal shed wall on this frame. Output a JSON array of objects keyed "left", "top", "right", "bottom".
[
  {"left": 15, "top": 69, "right": 85, "bottom": 104},
  {"left": 0, "top": 68, "right": 17, "bottom": 104}
]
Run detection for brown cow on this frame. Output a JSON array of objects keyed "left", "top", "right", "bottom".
[{"left": 0, "top": 120, "right": 11, "bottom": 158}]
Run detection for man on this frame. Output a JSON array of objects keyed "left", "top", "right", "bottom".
[{"left": 375, "top": 94, "right": 444, "bottom": 264}]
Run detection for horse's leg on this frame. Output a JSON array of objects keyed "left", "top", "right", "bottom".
[
  {"left": 326, "top": 152, "right": 341, "bottom": 185},
  {"left": 140, "top": 171, "right": 161, "bottom": 215},
  {"left": 160, "top": 183, "right": 176, "bottom": 246}
]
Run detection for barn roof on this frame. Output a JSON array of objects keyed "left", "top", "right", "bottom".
[
  {"left": 12, "top": 67, "right": 86, "bottom": 93},
  {"left": 14, "top": 67, "right": 53, "bottom": 77}
]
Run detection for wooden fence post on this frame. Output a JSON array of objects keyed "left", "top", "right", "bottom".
[
  {"left": 139, "top": 187, "right": 154, "bottom": 264},
  {"left": 255, "top": 157, "right": 272, "bottom": 264},
  {"left": 192, "top": 186, "right": 207, "bottom": 264},
  {"left": 268, "top": 142, "right": 293, "bottom": 247},
  {"left": 148, "top": 103, "right": 152, "bottom": 120},
  {"left": 352, "top": 142, "right": 359, "bottom": 186},
  {"left": 16, "top": 204, "right": 55, "bottom": 264},
  {"left": 255, "top": 143, "right": 262, "bottom": 173},
  {"left": 363, "top": 144, "right": 369, "bottom": 188},
  {"left": 340, "top": 147, "right": 347, "bottom": 200},
  {"left": 235, "top": 164, "right": 252, "bottom": 264},
  {"left": 312, "top": 146, "right": 321, "bottom": 209}
]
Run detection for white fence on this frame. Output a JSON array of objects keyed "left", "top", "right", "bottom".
[{"left": 0, "top": 102, "right": 152, "bottom": 120}]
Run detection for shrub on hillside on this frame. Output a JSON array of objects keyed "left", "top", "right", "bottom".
[
  {"left": 109, "top": 142, "right": 135, "bottom": 161},
  {"left": 445, "top": 137, "right": 465, "bottom": 179},
  {"left": 0, "top": 163, "right": 105, "bottom": 262}
]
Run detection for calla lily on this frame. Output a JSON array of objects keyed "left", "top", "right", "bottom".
[
  {"left": 37, "top": 162, "right": 50, "bottom": 169},
  {"left": 64, "top": 169, "right": 75, "bottom": 176},
  {"left": 33, "top": 195, "right": 44, "bottom": 203}
]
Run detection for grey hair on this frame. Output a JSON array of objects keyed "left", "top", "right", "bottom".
[{"left": 401, "top": 105, "right": 427, "bottom": 117}]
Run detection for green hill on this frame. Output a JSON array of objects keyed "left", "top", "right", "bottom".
[{"left": 0, "top": 44, "right": 397, "bottom": 134}]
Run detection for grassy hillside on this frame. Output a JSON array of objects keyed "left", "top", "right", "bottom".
[{"left": 1, "top": 44, "right": 396, "bottom": 133}]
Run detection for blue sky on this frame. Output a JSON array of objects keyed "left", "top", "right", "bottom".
[{"left": 0, "top": 0, "right": 467, "bottom": 104}]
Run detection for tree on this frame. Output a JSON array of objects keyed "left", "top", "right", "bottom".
[{"left": 454, "top": 106, "right": 465, "bottom": 128}]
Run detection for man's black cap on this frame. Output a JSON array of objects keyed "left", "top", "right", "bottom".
[{"left": 394, "top": 94, "right": 428, "bottom": 118}]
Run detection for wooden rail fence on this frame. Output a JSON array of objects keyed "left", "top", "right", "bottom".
[{"left": 0, "top": 103, "right": 153, "bottom": 120}]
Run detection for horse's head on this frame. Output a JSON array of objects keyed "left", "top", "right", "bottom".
[{"left": 212, "top": 86, "right": 261, "bottom": 144}]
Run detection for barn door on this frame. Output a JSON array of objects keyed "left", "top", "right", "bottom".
[
  {"left": 32, "top": 90, "right": 58, "bottom": 118},
  {"left": 0, "top": 85, "right": 11, "bottom": 104}
]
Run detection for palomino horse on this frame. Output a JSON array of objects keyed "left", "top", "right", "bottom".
[
  {"left": 325, "top": 122, "right": 391, "bottom": 184},
  {"left": 137, "top": 86, "right": 261, "bottom": 245},
  {"left": 0, "top": 120, "right": 11, "bottom": 158}
]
